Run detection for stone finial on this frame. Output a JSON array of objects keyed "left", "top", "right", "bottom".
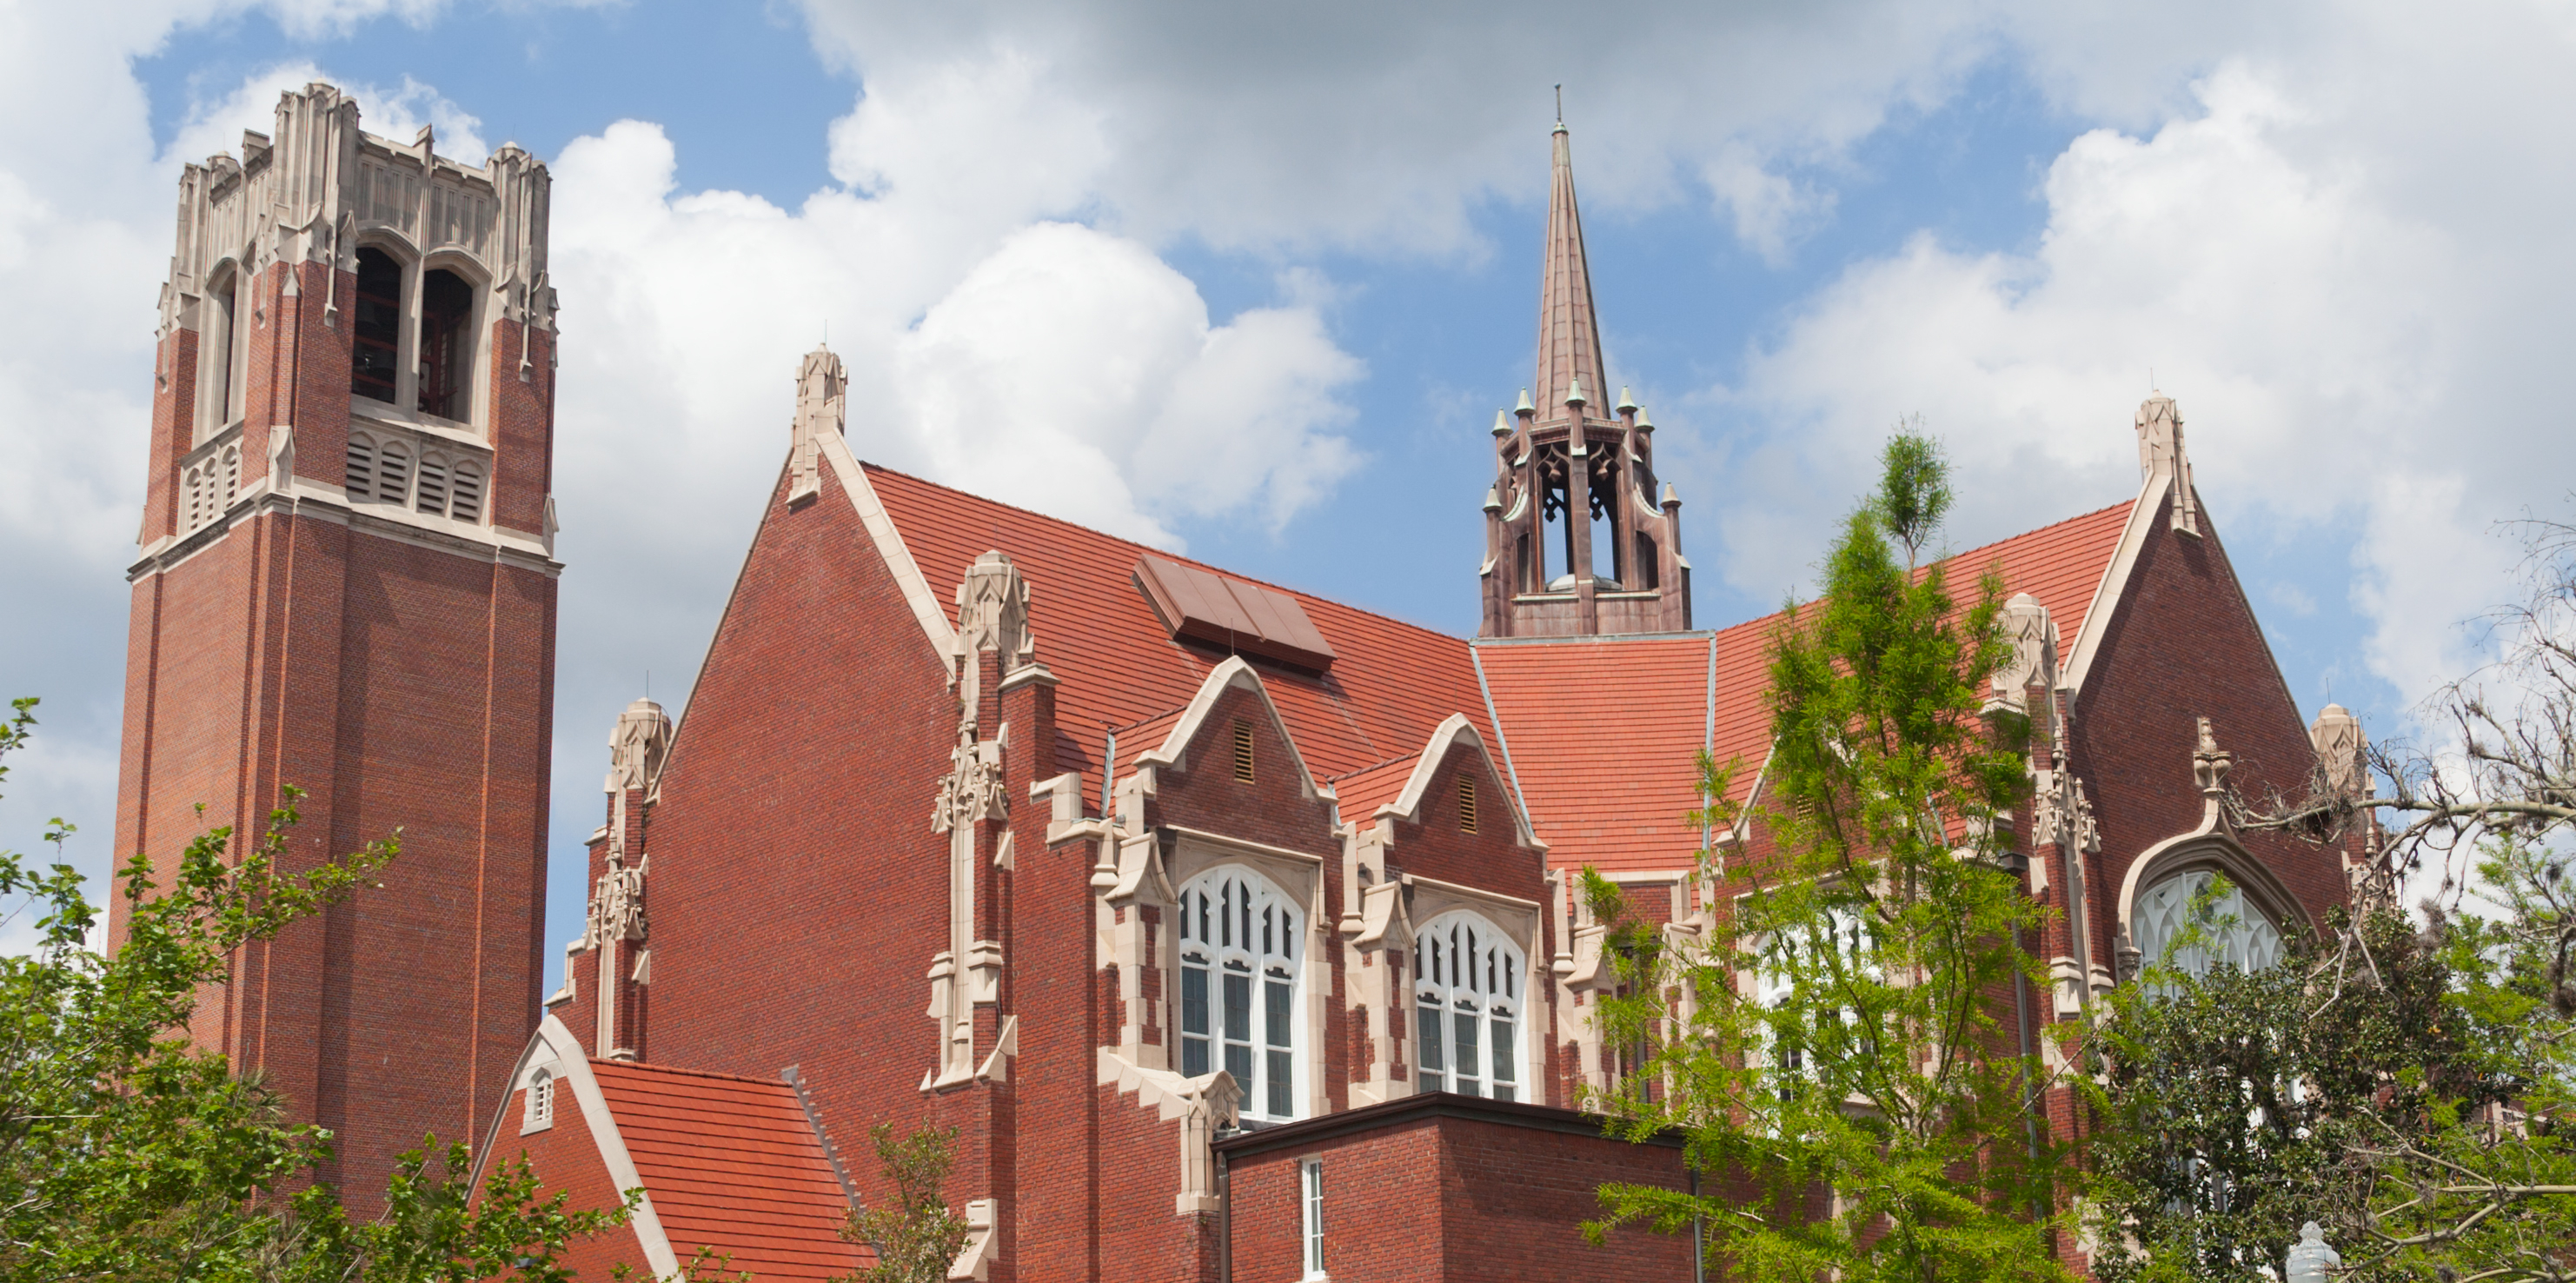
[
  {"left": 950, "top": 551, "right": 1035, "bottom": 715},
  {"left": 2310, "top": 703, "right": 2367, "bottom": 798},
  {"left": 1989, "top": 593, "right": 2059, "bottom": 712},
  {"left": 605, "top": 697, "right": 674, "bottom": 796},
  {"left": 2134, "top": 394, "right": 2200, "bottom": 535},
  {"left": 788, "top": 344, "right": 846, "bottom": 504},
  {"left": 1515, "top": 388, "right": 1536, "bottom": 416},
  {"left": 1490, "top": 409, "right": 1512, "bottom": 439},
  {"left": 1565, "top": 373, "right": 1589, "bottom": 408},
  {"left": 2193, "top": 715, "right": 2235, "bottom": 833},
  {"left": 1615, "top": 386, "right": 1638, "bottom": 415}
]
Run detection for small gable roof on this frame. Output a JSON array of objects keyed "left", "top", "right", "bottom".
[{"left": 588, "top": 1060, "right": 865, "bottom": 1281}]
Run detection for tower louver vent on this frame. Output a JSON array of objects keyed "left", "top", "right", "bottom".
[{"left": 1133, "top": 555, "right": 1337, "bottom": 672}]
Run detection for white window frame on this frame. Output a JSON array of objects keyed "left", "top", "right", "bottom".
[
  {"left": 1175, "top": 864, "right": 1305, "bottom": 1124},
  {"left": 1412, "top": 910, "right": 1525, "bottom": 1101},
  {"left": 521, "top": 1068, "right": 554, "bottom": 1134},
  {"left": 1747, "top": 900, "right": 1877, "bottom": 1094},
  {"left": 2131, "top": 869, "right": 2282, "bottom": 980},
  {"left": 1299, "top": 1156, "right": 1325, "bottom": 1279}
]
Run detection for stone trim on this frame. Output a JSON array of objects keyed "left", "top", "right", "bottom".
[
  {"left": 2061, "top": 471, "right": 2171, "bottom": 695},
  {"left": 468, "top": 1015, "right": 680, "bottom": 1280},
  {"left": 1371, "top": 714, "right": 1541, "bottom": 848},
  {"left": 821, "top": 433, "right": 956, "bottom": 655},
  {"left": 1136, "top": 657, "right": 1322, "bottom": 801}
]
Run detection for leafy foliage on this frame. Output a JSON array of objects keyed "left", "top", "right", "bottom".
[
  {"left": 841, "top": 1121, "right": 969, "bottom": 1283},
  {"left": 0, "top": 697, "right": 638, "bottom": 1281},
  {"left": 1585, "top": 433, "right": 2070, "bottom": 1282}
]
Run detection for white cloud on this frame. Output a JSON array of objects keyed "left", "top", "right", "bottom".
[{"left": 1695, "top": 46, "right": 2572, "bottom": 716}]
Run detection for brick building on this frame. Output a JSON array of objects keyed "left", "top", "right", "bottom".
[
  {"left": 120, "top": 85, "right": 2365, "bottom": 1278},
  {"left": 114, "top": 83, "right": 560, "bottom": 1211}
]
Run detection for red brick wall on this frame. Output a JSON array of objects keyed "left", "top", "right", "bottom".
[
  {"left": 637, "top": 460, "right": 966, "bottom": 1206},
  {"left": 484, "top": 1080, "right": 653, "bottom": 1280},
  {"left": 1224, "top": 1102, "right": 1696, "bottom": 1282},
  {"left": 2069, "top": 491, "right": 2347, "bottom": 950},
  {"left": 114, "top": 247, "right": 558, "bottom": 1214}
]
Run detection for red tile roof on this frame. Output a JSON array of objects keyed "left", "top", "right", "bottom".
[
  {"left": 588, "top": 1060, "right": 866, "bottom": 1280},
  {"left": 865, "top": 462, "right": 2131, "bottom": 876},
  {"left": 868, "top": 465, "right": 1497, "bottom": 784},
  {"left": 1478, "top": 501, "right": 2134, "bottom": 874}
]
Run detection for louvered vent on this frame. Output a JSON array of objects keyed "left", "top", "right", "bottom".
[
  {"left": 415, "top": 457, "right": 448, "bottom": 515},
  {"left": 1458, "top": 774, "right": 1477, "bottom": 833},
  {"left": 449, "top": 462, "right": 483, "bottom": 522},
  {"left": 346, "top": 436, "right": 375, "bottom": 501},
  {"left": 1232, "top": 719, "right": 1256, "bottom": 782}
]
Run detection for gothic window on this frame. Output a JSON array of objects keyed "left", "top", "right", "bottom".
[
  {"left": 199, "top": 263, "right": 249, "bottom": 437},
  {"left": 521, "top": 1069, "right": 554, "bottom": 1133},
  {"left": 1514, "top": 531, "right": 1534, "bottom": 595},
  {"left": 1751, "top": 903, "right": 1876, "bottom": 1097},
  {"left": 449, "top": 461, "right": 484, "bottom": 523},
  {"left": 416, "top": 454, "right": 449, "bottom": 515},
  {"left": 2131, "top": 870, "right": 2282, "bottom": 980},
  {"left": 346, "top": 433, "right": 375, "bottom": 501},
  {"left": 418, "top": 268, "right": 475, "bottom": 422},
  {"left": 352, "top": 248, "right": 402, "bottom": 405},
  {"left": 1177, "top": 867, "right": 1303, "bottom": 1122},
  {"left": 1635, "top": 531, "right": 1659, "bottom": 591},
  {"left": 1413, "top": 912, "right": 1523, "bottom": 1100}
]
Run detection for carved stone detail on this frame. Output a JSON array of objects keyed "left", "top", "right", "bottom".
[
  {"left": 585, "top": 853, "right": 648, "bottom": 949},
  {"left": 1990, "top": 594, "right": 2059, "bottom": 713},
  {"left": 2136, "top": 395, "right": 2200, "bottom": 535},
  {"left": 931, "top": 724, "right": 1008, "bottom": 834},
  {"left": 787, "top": 345, "right": 845, "bottom": 506}
]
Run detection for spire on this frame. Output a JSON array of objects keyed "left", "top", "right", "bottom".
[{"left": 1532, "top": 118, "right": 1608, "bottom": 424}]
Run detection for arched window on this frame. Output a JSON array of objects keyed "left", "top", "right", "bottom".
[
  {"left": 1413, "top": 912, "right": 1524, "bottom": 1100},
  {"left": 449, "top": 461, "right": 484, "bottom": 523},
  {"left": 1177, "top": 867, "right": 1303, "bottom": 1122},
  {"left": 418, "top": 268, "right": 475, "bottom": 422},
  {"left": 199, "top": 263, "right": 249, "bottom": 436},
  {"left": 375, "top": 440, "right": 412, "bottom": 507},
  {"left": 352, "top": 248, "right": 402, "bottom": 405},
  {"left": 346, "top": 433, "right": 376, "bottom": 502},
  {"left": 522, "top": 1069, "right": 554, "bottom": 1133},
  {"left": 2132, "top": 870, "right": 2282, "bottom": 979},
  {"left": 416, "top": 454, "right": 449, "bottom": 516},
  {"left": 1751, "top": 903, "right": 1876, "bottom": 1096}
]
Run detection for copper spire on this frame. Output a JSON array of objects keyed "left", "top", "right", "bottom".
[{"left": 1531, "top": 116, "right": 1607, "bottom": 423}]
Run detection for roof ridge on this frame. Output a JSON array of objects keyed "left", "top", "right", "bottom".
[
  {"left": 590, "top": 1058, "right": 792, "bottom": 1089},
  {"left": 860, "top": 462, "right": 1469, "bottom": 648}
]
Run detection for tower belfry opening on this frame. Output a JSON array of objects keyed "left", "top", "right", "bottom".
[{"left": 1479, "top": 119, "right": 1689, "bottom": 638}]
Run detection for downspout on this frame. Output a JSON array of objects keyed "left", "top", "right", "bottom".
[
  {"left": 1215, "top": 1146, "right": 1232, "bottom": 1283},
  {"left": 1689, "top": 1166, "right": 1705, "bottom": 1283},
  {"left": 2011, "top": 920, "right": 2044, "bottom": 1224}
]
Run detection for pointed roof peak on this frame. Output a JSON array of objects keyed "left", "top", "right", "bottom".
[{"left": 1532, "top": 114, "right": 1606, "bottom": 423}]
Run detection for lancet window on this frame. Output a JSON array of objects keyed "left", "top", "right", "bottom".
[
  {"left": 1413, "top": 912, "right": 1524, "bottom": 1100},
  {"left": 350, "top": 244, "right": 481, "bottom": 425},
  {"left": 1750, "top": 902, "right": 1876, "bottom": 1094},
  {"left": 352, "top": 247, "right": 402, "bottom": 405},
  {"left": 198, "top": 263, "right": 249, "bottom": 440},
  {"left": 1177, "top": 867, "right": 1304, "bottom": 1123},
  {"left": 2131, "top": 870, "right": 2282, "bottom": 980}
]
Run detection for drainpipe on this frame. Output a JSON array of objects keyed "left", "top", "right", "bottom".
[
  {"left": 2011, "top": 919, "right": 2045, "bottom": 1224},
  {"left": 1215, "top": 1147, "right": 1232, "bottom": 1283},
  {"left": 1689, "top": 1166, "right": 1705, "bottom": 1283}
]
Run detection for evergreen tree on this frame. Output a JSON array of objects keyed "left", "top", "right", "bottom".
[{"left": 1586, "top": 431, "right": 2069, "bottom": 1282}]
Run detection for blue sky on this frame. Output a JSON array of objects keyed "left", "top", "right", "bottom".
[{"left": 5, "top": 0, "right": 2570, "bottom": 982}]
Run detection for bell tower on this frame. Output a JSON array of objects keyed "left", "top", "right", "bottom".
[
  {"left": 1479, "top": 117, "right": 1690, "bottom": 637},
  {"left": 112, "top": 83, "right": 560, "bottom": 1210}
]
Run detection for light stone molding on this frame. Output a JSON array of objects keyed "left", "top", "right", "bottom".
[
  {"left": 948, "top": 1198, "right": 999, "bottom": 1280},
  {"left": 2110, "top": 718, "right": 2314, "bottom": 983},
  {"left": 1136, "top": 657, "right": 1321, "bottom": 800},
  {"left": 1989, "top": 594, "right": 2060, "bottom": 715},
  {"left": 787, "top": 346, "right": 846, "bottom": 506},
  {"left": 471, "top": 1015, "right": 680, "bottom": 1281},
  {"left": 1362, "top": 714, "right": 1541, "bottom": 848},
  {"left": 1093, "top": 1048, "right": 1241, "bottom": 1216},
  {"left": 820, "top": 429, "right": 957, "bottom": 658},
  {"left": 2135, "top": 395, "right": 2200, "bottom": 536}
]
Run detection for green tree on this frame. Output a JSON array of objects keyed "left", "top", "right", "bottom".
[
  {"left": 1585, "top": 431, "right": 2068, "bottom": 1282},
  {"left": 0, "top": 697, "right": 637, "bottom": 1281},
  {"left": 840, "top": 1121, "right": 970, "bottom": 1283},
  {"left": 2088, "top": 513, "right": 2576, "bottom": 1282}
]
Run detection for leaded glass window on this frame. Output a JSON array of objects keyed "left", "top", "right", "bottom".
[
  {"left": 1412, "top": 912, "right": 1524, "bottom": 1101},
  {"left": 1177, "top": 867, "right": 1304, "bottom": 1122}
]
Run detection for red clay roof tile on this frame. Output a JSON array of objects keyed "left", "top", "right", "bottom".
[{"left": 588, "top": 1060, "right": 866, "bottom": 1280}]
